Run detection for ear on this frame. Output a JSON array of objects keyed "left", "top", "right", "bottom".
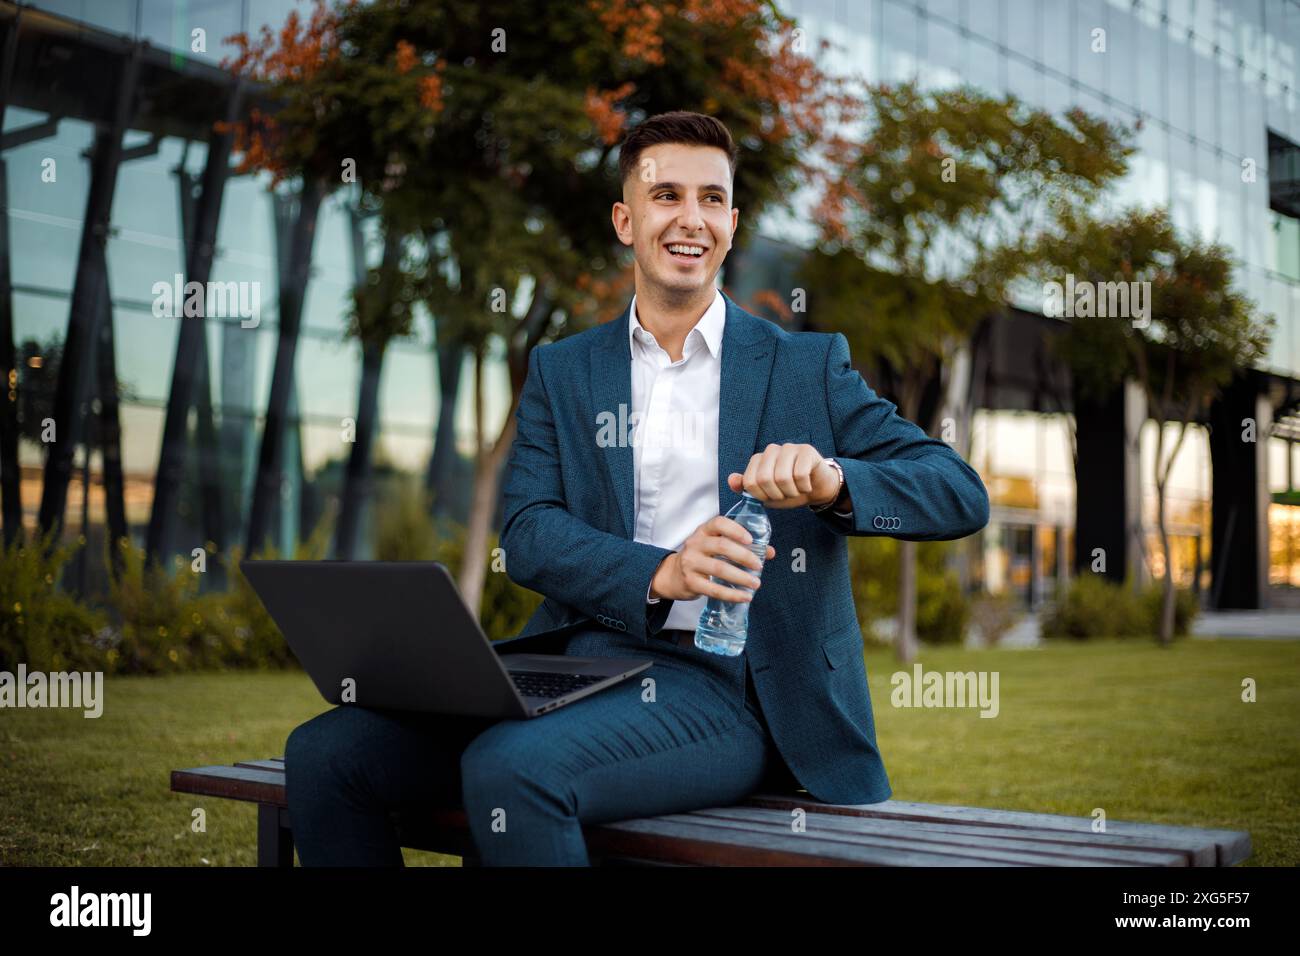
[{"left": 611, "top": 201, "right": 634, "bottom": 246}]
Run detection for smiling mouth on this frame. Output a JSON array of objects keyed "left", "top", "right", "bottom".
[{"left": 664, "top": 243, "right": 707, "bottom": 262}]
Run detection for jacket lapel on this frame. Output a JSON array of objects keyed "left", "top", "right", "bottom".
[
  {"left": 590, "top": 306, "right": 635, "bottom": 538},
  {"left": 717, "top": 294, "right": 775, "bottom": 517}
]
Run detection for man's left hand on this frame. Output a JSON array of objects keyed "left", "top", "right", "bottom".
[{"left": 727, "top": 443, "right": 841, "bottom": 510}]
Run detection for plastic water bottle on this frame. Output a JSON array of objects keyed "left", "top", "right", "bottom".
[{"left": 695, "top": 492, "right": 771, "bottom": 656}]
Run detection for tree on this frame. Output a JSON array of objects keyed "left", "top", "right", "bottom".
[
  {"left": 226, "top": 0, "right": 860, "bottom": 615},
  {"left": 223, "top": 2, "right": 346, "bottom": 554},
  {"left": 1021, "top": 206, "right": 1272, "bottom": 644},
  {"left": 801, "top": 82, "right": 1132, "bottom": 661},
  {"left": 333, "top": 211, "right": 415, "bottom": 559}
]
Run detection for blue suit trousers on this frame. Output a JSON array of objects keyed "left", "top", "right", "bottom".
[{"left": 284, "top": 627, "right": 799, "bottom": 866}]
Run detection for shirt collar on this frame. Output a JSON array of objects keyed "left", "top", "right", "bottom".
[{"left": 628, "top": 287, "right": 725, "bottom": 361}]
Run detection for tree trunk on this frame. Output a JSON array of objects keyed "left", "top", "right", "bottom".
[
  {"left": 1157, "top": 490, "right": 1176, "bottom": 646},
  {"left": 246, "top": 180, "right": 323, "bottom": 554},
  {"left": 897, "top": 539, "right": 918, "bottom": 662},
  {"left": 334, "top": 340, "right": 386, "bottom": 559},
  {"left": 459, "top": 346, "right": 489, "bottom": 614},
  {"left": 146, "top": 85, "right": 239, "bottom": 568},
  {"left": 1153, "top": 416, "right": 1189, "bottom": 646},
  {"left": 38, "top": 51, "right": 139, "bottom": 541},
  {"left": 0, "top": 158, "right": 22, "bottom": 545},
  {"left": 427, "top": 337, "right": 464, "bottom": 515},
  {"left": 456, "top": 282, "right": 553, "bottom": 613},
  {"left": 894, "top": 376, "right": 924, "bottom": 662},
  {"left": 94, "top": 283, "right": 127, "bottom": 573},
  {"left": 456, "top": 345, "right": 519, "bottom": 616},
  {"left": 334, "top": 214, "right": 399, "bottom": 560}
]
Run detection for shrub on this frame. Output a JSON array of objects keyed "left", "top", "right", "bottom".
[
  {"left": 103, "top": 527, "right": 330, "bottom": 674},
  {"left": 968, "top": 591, "right": 1022, "bottom": 647},
  {"left": 195, "top": 519, "right": 334, "bottom": 671},
  {"left": 1040, "top": 572, "right": 1164, "bottom": 639},
  {"left": 373, "top": 476, "right": 440, "bottom": 561},
  {"left": 0, "top": 533, "right": 106, "bottom": 672},
  {"left": 192, "top": 547, "right": 297, "bottom": 670},
  {"left": 1138, "top": 582, "right": 1198, "bottom": 638},
  {"left": 372, "top": 480, "right": 543, "bottom": 642},
  {"left": 847, "top": 536, "right": 972, "bottom": 645},
  {"left": 436, "top": 519, "right": 543, "bottom": 643},
  {"left": 916, "top": 562, "right": 969, "bottom": 644},
  {"left": 104, "top": 539, "right": 211, "bottom": 673}
]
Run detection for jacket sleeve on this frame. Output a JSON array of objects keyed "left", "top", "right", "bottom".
[
  {"left": 500, "top": 346, "right": 677, "bottom": 639},
  {"left": 811, "top": 332, "right": 990, "bottom": 540}
]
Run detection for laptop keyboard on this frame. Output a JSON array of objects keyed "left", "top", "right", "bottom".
[{"left": 508, "top": 670, "right": 607, "bottom": 700}]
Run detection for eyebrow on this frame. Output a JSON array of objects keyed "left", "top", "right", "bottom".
[{"left": 647, "top": 181, "right": 730, "bottom": 198}]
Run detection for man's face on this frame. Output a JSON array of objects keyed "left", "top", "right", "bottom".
[{"left": 613, "top": 143, "right": 739, "bottom": 298}]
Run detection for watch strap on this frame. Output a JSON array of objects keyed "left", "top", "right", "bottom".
[{"left": 809, "top": 457, "right": 845, "bottom": 513}]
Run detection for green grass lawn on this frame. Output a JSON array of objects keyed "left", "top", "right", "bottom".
[{"left": 1, "top": 636, "right": 1295, "bottom": 866}]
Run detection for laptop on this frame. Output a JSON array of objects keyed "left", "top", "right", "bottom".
[{"left": 240, "top": 560, "right": 655, "bottom": 719}]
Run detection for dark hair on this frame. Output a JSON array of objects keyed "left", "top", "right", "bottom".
[{"left": 617, "top": 111, "right": 738, "bottom": 194}]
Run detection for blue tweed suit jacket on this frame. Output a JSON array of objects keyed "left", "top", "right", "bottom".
[{"left": 491, "top": 290, "right": 990, "bottom": 804}]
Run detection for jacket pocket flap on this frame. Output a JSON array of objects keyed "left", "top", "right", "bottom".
[{"left": 821, "top": 627, "right": 863, "bottom": 669}]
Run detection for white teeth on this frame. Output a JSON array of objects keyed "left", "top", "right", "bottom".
[{"left": 666, "top": 244, "right": 704, "bottom": 256}]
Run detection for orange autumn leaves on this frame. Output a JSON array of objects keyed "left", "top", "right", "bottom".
[
  {"left": 395, "top": 38, "right": 446, "bottom": 112},
  {"left": 585, "top": 82, "right": 638, "bottom": 145},
  {"left": 221, "top": 1, "right": 445, "bottom": 184},
  {"left": 582, "top": 0, "right": 856, "bottom": 174},
  {"left": 395, "top": 38, "right": 418, "bottom": 73},
  {"left": 218, "top": 1, "right": 340, "bottom": 183},
  {"left": 220, "top": 0, "right": 846, "bottom": 202}
]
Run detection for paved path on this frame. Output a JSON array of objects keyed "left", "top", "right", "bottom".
[
  {"left": 965, "top": 609, "right": 1300, "bottom": 646},
  {"left": 1192, "top": 610, "right": 1300, "bottom": 639}
]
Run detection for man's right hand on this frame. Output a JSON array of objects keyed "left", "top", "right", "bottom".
[{"left": 650, "top": 515, "right": 775, "bottom": 603}]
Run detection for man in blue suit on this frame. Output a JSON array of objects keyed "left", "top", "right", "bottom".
[{"left": 285, "top": 111, "right": 989, "bottom": 866}]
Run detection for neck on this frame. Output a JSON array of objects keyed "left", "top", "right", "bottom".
[{"left": 633, "top": 274, "right": 716, "bottom": 363}]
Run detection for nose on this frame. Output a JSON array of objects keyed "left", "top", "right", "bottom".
[{"left": 677, "top": 196, "right": 705, "bottom": 232}]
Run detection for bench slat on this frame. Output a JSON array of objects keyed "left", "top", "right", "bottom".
[
  {"left": 171, "top": 766, "right": 290, "bottom": 807},
  {"left": 744, "top": 795, "right": 1250, "bottom": 866},
  {"left": 234, "top": 760, "right": 289, "bottom": 774},
  {"left": 723, "top": 804, "right": 1216, "bottom": 864},
  {"left": 672, "top": 807, "right": 1188, "bottom": 866},
  {"left": 590, "top": 817, "right": 1025, "bottom": 866}
]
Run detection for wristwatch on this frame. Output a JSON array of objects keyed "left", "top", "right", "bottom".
[{"left": 809, "top": 457, "right": 846, "bottom": 513}]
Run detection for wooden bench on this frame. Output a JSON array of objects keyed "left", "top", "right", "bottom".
[{"left": 171, "top": 757, "right": 1251, "bottom": 866}]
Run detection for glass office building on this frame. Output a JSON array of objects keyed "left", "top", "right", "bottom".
[
  {"left": 737, "top": 0, "right": 1300, "bottom": 609},
  {"left": 4, "top": 0, "right": 482, "bottom": 592},
  {"left": 5, "top": 0, "right": 1298, "bottom": 609}
]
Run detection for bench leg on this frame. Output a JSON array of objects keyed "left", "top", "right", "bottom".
[{"left": 258, "top": 804, "right": 295, "bottom": 868}]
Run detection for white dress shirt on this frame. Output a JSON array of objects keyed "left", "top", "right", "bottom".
[
  {"left": 631, "top": 290, "right": 851, "bottom": 630},
  {"left": 630, "top": 289, "right": 725, "bottom": 630}
]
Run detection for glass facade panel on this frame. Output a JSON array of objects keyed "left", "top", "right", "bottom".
[
  {"left": 923, "top": 0, "right": 962, "bottom": 25},
  {"left": 1075, "top": 0, "right": 1109, "bottom": 97},
  {"left": 882, "top": 0, "right": 920, "bottom": 81},
  {"left": 1266, "top": 272, "right": 1293, "bottom": 373},
  {"left": 923, "top": 14, "right": 963, "bottom": 88},
  {"left": 28, "top": 0, "right": 137, "bottom": 34},
  {"left": 139, "top": 0, "right": 245, "bottom": 65},
  {"left": 1167, "top": 22, "right": 1195, "bottom": 136},
  {"left": 965, "top": 0, "right": 999, "bottom": 44},
  {"left": 1004, "top": 0, "right": 1041, "bottom": 64},
  {"left": 1137, "top": 11, "right": 1166, "bottom": 119}
]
